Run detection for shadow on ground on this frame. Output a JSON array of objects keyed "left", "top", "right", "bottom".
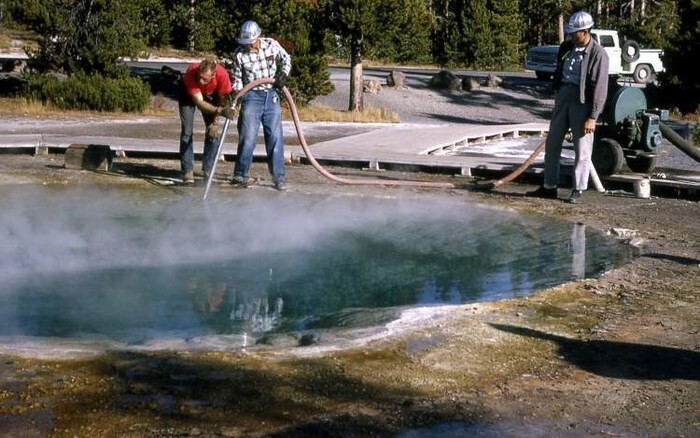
[
  {"left": 490, "top": 323, "right": 700, "bottom": 380},
  {"left": 64, "top": 350, "right": 484, "bottom": 435}
]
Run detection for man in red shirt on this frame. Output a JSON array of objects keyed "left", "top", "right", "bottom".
[{"left": 178, "top": 59, "right": 235, "bottom": 183}]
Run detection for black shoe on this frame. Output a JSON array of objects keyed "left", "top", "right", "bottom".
[
  {"left": 526, "top": 186, "right": 557, "bottom": 199},
  {"left": 274, "top": 181, "right": 288, "bottom": 191},
  {"left": 568, "top": 190, "right": 583, "bottom": 204}
]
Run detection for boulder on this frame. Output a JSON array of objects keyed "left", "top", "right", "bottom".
[
  {"left": 487, "top": 74, "right": 503, "bottom": 88},
  {"left": 429, "top": 70, "right": 462, "bottom": 91},
  {"left": 386, "top": 71, "right": 406, "bottom": 89},
  {"left": 363, "top": 79, "right": 382, "bottom": 94},
  {"left": 64, "top": 144, "right": 113, "bottom": 171},
  {"left": 462, "top": 77, "right": 480, "bottom": 91}
]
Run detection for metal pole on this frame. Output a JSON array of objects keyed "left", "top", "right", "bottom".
[
  {"left": 589, "top": 162, "right": 606, "bottom": 192},
  {"left": 202, "top": 117, "right": 231, "bottom": 201}
]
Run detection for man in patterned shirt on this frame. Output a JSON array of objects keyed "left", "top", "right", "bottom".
[{"left": 230, "top": 20, "right": 292, "bottom": 191}]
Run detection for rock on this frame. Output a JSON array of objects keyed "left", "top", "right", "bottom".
[
  {"left": 64, "top": 144, "right": 113, "bottom": 171},
  {"left": 363, "top": 79, "right": 381, "bottom": 94},
  {"left": 298, "top": 332, "right": 320, "bottom": 347},
  {"left": 462, "top": 77, "right": 480, "bottom": 91},
  {"left": 429, "top": 70, "right": 462, "bottom": 91},
  {"left": 608, "top": 228, "right": 639, "bottom": 238},
  {"left": 386, "top": 70, "right": 406, "bottom": 89},
  {"left": 487, "top": 74, "right": 503, "bottom": 87}
]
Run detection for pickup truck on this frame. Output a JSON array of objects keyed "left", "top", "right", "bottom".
[{"left": 525, "top": 29, "right": 665, "bottom": 84}]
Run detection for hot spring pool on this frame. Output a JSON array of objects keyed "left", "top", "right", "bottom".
[{"left": 0, "top": 186, "right": 633, "bottom": 353}]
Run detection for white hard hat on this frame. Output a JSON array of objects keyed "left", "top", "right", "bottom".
[
  {"left": 237, "top": 20, "right": 261, "bottom": 45},
  {"left": 564, "top": 11, "right": 594, "bottom": 34}
]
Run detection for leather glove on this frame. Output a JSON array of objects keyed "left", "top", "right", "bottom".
[
  {"left": 273, "top": 72, "right": 288, "bottom": 90},
  {"left": 217, "top": 106, "right": 236, "bottom": 119},
  {"left": 206, "top": 122, "right": 220, "bottom": 139}
]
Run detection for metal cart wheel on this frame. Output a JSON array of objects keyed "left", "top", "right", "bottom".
[{"left": 592, "top": 138, "right": 625, "bottom": 176}]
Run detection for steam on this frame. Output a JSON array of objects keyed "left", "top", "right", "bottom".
[{"left": 0, "top": 186, "right": 480, "bottom": 285}]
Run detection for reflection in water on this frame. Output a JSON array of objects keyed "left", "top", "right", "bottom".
[
  {"left": 0, "top": 187, "right": 633, "bottom": 346},
  {"left": 230, "top": 293, "right": 284, "bottom": 334},
  {"left": 186, "top": 274, "right": 285, "bottom": 337},
  {"left": 571, "top": 223, "right": 586, "bottom": 280}
]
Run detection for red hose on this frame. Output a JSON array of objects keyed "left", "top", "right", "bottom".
[{"left": 489, "top": 140, "right": 546, "bottom": 188}]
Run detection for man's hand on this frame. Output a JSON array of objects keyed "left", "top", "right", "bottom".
[
  {"left": 273, "top": 72, "right": 287, "bottom": 90},
  {"left": 217, "top": 107, "right": 236, "bottom": 119},
  {"left": 206, "top": 122, "right": 220, "bottom": 139},
  {"left": 584, "top": 117, "right": 596, "bottom": 135}
]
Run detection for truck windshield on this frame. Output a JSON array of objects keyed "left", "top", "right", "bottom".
[{"left": 599, "top": 35, "right": 615, "bottom": 47}]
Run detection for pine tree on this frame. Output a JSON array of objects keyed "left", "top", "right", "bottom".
[
  {"left": 664, "top": 0, "right": 699, "bottom": 90},
  {"left": 19, "top": 0, "right": 149, "bottom": 77},
  {"left": 327, "top": 0, "right": 382, "bottom": 111},
  {"left": 369, "top": 0, "right": 433, "bottom": 65},
  {"left": 489, "top": 0, "right": 524, "bottom": 70},
  {"left": 464, "top": 0, "right": 494, "bottom": 68},
  {"left": 430, "top": 0, "right": 454, "bottom": 67}
]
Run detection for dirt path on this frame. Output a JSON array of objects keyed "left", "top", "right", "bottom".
[{"left": 0, "top": 152, "right": 697, "bottom": 437}]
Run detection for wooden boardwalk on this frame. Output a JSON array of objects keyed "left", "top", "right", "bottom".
[
  {"left": 1, "top": 122, "right": 698, "bottom": 195},
  {"left": 303, "top": 122, "right": 549, "bottom": 175},
  {"left": 0, "top": 123, "right": 550, "bottom": 177}
]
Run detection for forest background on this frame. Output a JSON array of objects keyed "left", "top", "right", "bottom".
[{"left": 0, "top": 0, "right": 698, "bottom": 114}]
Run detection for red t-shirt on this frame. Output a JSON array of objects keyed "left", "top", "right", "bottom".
[{"left": 183, "top": 63, "right": 232, "bottom": 97}]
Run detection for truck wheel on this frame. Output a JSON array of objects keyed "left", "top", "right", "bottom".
[
  {"left": 633, "top": 64, "right": 653, "bottom": 84},
  {"left": 592, "top": 138, "right": 624, "bottom": 177},
  {"left": 535, "top": 71, "right": 552, "bottom": 80},
  {"left": 622, "top": 40, "right": 641, "bottom": 63},
  {"left": 625, "top": 155, "right": 657, "bottom": 174}
]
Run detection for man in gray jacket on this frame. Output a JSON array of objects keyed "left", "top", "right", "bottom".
[{"left": 528, "top": 11, "right": 609, "bottom": 204}]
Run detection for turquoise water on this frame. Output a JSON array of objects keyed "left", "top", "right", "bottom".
[{"left": 0, "top": 186, "right": 633, "bottom": 347}]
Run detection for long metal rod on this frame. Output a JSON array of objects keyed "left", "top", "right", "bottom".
[{"left": 202, "top": 116, "right": 231, "bottom": 201}]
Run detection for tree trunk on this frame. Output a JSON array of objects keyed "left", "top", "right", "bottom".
[
  {"left": 557, "top": 13, "right": 564, "bottom": 44},
  {"left": 188, "top": 0, "right": 196, "bottom": 53},
  {"left": 348, "top": 31, "right": 363, "bottom": 112}
]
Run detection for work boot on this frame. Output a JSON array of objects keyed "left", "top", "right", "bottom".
[
  {"left": 231, "top": 176, "right": 257, "bottom": 188},
  {"left": 567, "top": 189, "right": 583, "bottom": 204},
  {"left": 525, "top": 186, "right": 557, "bottom": 199},
  {"left": 182, "top": 170, "right": 195, "bottom": 184}
]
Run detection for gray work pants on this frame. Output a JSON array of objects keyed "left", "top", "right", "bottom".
[{"left": 544, "top": 85, "right": 594, "bottom": 191}]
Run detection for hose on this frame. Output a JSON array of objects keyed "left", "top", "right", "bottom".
[
  {"left": 487, "top": 140, "right": 545, "bottom": 188},
  {"left": 214, "top": 77, "right": 543, "bottom": 192},
  {"left": 659, "top": 121, "right": 700, "bottom": 163}
]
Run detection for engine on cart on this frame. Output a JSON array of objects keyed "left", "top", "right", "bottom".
[{"left": 592, "top": 85, "right": 668, "bottom": 176}]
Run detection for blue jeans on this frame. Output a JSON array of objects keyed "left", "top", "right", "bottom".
[
  {"left": 178, "top": 90, "right": 219, "bottom": 173},
  {"left": 234, "top": 89, "right": 286, "bottom": 183}
]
